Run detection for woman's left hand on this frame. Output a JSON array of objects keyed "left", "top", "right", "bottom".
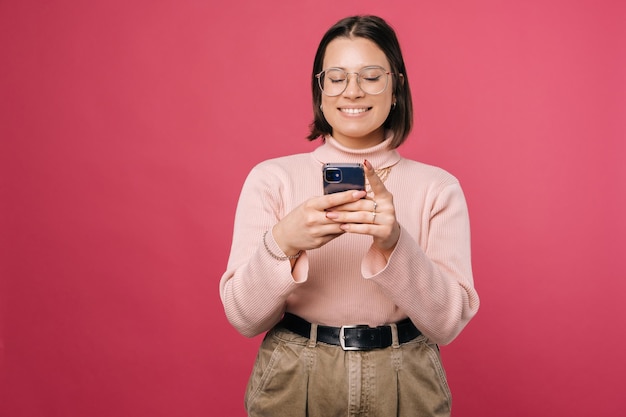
[{"left": 324, "top": 159, "right": 401, "bottom": 256}]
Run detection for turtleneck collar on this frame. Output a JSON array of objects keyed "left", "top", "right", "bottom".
[{"left": 311, "top": 132, "right": 402, "bottom": 170}]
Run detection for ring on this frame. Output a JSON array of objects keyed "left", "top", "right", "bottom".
[
  {"left": 372, "top": 211, "right": 377, "bottom": 223},
  {"left": 372, "top": 200, "right": 377, "bottom": 212}
]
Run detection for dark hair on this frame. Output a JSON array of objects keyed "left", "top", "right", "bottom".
[{"left": 307, "top": 15, "right": 413, "bottom": 149}]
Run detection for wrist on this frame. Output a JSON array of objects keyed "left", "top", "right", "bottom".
[{"left": 263, "top": 230, "right": 302, "bottom": 261}]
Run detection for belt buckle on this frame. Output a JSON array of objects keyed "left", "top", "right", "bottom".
[{"left": 339, "top": 325, "right": 361, "bottom": 351}]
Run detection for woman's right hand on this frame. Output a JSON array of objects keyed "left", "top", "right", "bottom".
[{"left": 271, "top": 189, "right": 368, "bottom": 256}]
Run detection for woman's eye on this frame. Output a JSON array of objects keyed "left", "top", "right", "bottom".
[{"left": 328, "top": 78, "right": 346, "bottom": 84}]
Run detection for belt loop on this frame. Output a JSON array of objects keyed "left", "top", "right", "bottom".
[
  {"left": 308, "top": 323, "right": 318, "bottom": 348},
  {"left": 390, "top": 323, "right": 400, "bottom": 349}
]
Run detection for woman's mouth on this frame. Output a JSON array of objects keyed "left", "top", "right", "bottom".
[{"left": 339, "top": 107, "right": 371, "bottom": 114}]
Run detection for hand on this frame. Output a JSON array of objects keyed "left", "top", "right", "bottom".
[
  {"left": 271, "top": 188, "right": 368, "bottom": 256},
  {"left": 324, "top": 159, "right": 400, "bottom": 256}
]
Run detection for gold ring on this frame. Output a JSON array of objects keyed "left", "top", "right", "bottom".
[
  {"left": 372, "top": 200, "right": 378, "bottom": 212},
  {"left": 372, "top": 211, "right": 377, "bottom": 223}
]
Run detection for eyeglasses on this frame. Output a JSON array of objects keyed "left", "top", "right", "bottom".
[{"left": 315, "top": 66, "right": 396, "bottom": 96}]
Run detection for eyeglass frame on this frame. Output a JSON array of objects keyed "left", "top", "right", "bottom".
[{"left": 315, "top": 65, "right": 400, "bottom": 97}]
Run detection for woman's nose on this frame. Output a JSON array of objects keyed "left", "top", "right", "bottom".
[{"left": 343, "top": 73, "right": 364, "bottom": 97}]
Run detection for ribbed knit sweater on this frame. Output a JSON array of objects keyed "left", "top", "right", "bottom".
[{"left": 219, "top": 136, "right": 480, "bottom": 345}]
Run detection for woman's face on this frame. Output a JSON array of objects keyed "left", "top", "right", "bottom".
[{"left": 320, "top": 37, "right": 395, "bottom": 149}]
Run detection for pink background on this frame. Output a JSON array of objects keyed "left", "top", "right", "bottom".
[{"left": 2, "top": 0, "right": 625, "bottom": 416}]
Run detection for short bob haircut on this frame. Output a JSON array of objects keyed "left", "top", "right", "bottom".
[{"left": 307, "top": 15, "right": 413, "bottom": 149}]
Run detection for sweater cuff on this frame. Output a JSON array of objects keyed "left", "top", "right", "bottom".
[{"left": 361, "top": 227, "right": 405, "bottom": 278}]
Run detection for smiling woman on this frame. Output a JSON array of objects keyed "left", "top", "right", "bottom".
[{"left": 219, "top": 15, "right": 479, "bottom": 417}]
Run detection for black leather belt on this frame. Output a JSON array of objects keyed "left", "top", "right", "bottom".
[{"left": 278, "top": 313, "right": 421, "bottom": 351}]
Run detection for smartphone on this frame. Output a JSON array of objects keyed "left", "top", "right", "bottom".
[{"left": 322, "top": 163, "right": 365, "bottom": 194}]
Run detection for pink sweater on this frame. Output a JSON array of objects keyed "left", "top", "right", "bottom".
[{"left": 220, "top": 136, "right": 480, "bottom": 345}]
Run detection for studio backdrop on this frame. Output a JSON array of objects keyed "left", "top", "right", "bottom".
[{"left": 1, "top": 1, "right": 625, "bottom": 416}]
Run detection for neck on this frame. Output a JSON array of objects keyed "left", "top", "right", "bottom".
[{"left": 331, "top": 129, "right": 385, "bottom": 149}]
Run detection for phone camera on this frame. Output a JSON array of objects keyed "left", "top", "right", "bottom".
[{"left": 325, "top": 168, "right": 342, "bottom": 183}]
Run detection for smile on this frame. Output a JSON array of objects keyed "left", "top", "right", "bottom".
[{"left": 339, "top": 107, "right": 371, "bottom": 114}]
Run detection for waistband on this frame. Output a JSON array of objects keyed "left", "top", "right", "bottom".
[{"left": 277, "top": 313, "right": 422, "bottom": 351}]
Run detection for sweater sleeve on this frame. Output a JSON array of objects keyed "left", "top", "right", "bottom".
[
  {"left": 362, "top": 181, "right": 480, "bottom": 345},
  {"left": 219, "top": 165, "right": 309, "bottom": 338}
]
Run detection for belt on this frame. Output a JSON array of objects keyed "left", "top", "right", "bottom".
[{"left": 278, "top": 313, "right": 421, "bottom": 351}]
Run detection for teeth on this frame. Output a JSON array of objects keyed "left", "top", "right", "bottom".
[{"left": 341, "top": 108, "right": 368, "bottom": 114}]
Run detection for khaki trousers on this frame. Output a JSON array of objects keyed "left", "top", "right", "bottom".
[{"left": 245, "top": 326, "right": 452, "bottom": 417}]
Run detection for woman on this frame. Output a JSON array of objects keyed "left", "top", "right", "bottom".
[{"left": 219, "top": 15, "right": 480, "bottom": 417}]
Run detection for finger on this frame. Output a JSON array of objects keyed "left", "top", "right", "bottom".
[
  {"left": 325, "top": 208, "right": 378, "bottom": 225},
  {"left": 363, "top": 159, "right": 387, "bottom": 196},
  {"left": 327, "top": 197, "right": 375, "bottom": 213},
  {"left": 317, "top": 189, "right": 367, "bottom": 211}
]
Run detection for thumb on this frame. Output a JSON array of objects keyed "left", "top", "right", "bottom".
[{"left": 364, "top": 159, "right": 385, "bottom": 195}]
